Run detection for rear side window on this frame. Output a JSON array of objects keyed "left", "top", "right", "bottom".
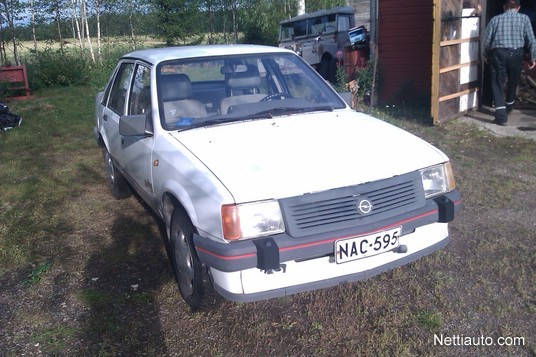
[{"left": 108, "top": 63, "right": 135, "bottom": 115}]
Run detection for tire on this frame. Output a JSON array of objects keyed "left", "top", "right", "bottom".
[
  {"left": 169, "top": 208, "right": 204, "bottom": 310},
  {"left": 102, "top": 149, "right": 131, "bottom": 199}
]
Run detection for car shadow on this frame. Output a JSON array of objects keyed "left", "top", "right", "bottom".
[{"left": 79, "top": 196, "right": 172, "bottom": 354}]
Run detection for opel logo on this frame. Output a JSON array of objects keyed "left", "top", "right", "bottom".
[{"left": 357, "top": 199, "right": 373, "bottom": 215}]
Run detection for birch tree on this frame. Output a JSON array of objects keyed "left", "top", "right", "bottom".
[
  {"left": 29, "top": 0, "right": 38, "bottom": 51},
  {"left": 0, "top": 0, "right": 21, "bottom": 65},
  {"left": 126, "top": 0, "right": 137, "bottom": 49},
  {"left": 82, "top": 0, "right": 96, "bottom": 62},
  {"left": 70, "top": 0, "right": 83, "bottom": 48},
  {"left": 0, "top": 15, "right": 7, "bottom": 64},
  {"left": 94, "top": 0, "right": 102, "bottom": 61}
]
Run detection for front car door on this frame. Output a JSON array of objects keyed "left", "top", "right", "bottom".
[{"left": 103, "top": 61, "right": 155, "bottom": 203}]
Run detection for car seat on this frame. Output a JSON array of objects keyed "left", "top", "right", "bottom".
[
  {"left": 160, "top": 73, "right": 207, "bottom": 124},
  {"left": 220, "top": 65, "right": 266, "bottom": 114}
]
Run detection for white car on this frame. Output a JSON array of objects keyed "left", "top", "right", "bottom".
[{"left": 94, "top": 44, "right": 461, "bottom": 310}]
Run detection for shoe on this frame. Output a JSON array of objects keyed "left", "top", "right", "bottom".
[
  {"left": 506, "top": 104, "right": 513, "bottom": 114},
  {"left": 492, "top": 119, "right": 507, "bottom": 126}
]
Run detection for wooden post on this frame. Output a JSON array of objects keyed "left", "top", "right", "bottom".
[{"left": 431, "top": 0, "right": 441, "bottom": 125}]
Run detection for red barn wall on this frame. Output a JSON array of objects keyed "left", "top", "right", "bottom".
[{"left": 377, "top": 0, "right": 433, "bottom": 104}]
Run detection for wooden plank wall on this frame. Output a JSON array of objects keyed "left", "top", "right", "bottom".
[
  {"left": 432, "top": 0, "right": 482, "bottom": 123},
  {"left": 377, "top": 0, "right": 434, "bottom": 104},
  {"left": 347, "top": 0, "right": 371, "bottom": 28}
]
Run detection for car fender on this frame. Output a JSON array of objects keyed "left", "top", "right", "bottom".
[
  {"left": 158, "top": 176, "right": 232, "bottom": 242},
  {"left": 159, "top": 179, "right": 198, "bottom": 234},
  {"left": 152, "top": 133, "right": 234, "bottom": 241}
]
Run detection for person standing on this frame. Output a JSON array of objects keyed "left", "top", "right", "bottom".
[{"left": 483, "top": 0, "right": 536, "bottom": 126}]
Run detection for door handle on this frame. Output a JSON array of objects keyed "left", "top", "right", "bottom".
[{"left": 103, "top": 114, "right": 108, "bottom": 121}]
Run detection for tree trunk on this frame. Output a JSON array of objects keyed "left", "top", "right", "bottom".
[
  {"left": 128, "top": 0, "right": 136, "bottom": 50},
  {"left": 79, "top": 0, "right": 85, "bottom": 44},
  {"left": 223, "top": 2, "right": 227, "bottom": 43},
  {"left": 0, "top": 22, "right": 7, "bottom": 65},
  {"left": 30, "top": 0, "right": 38, "bottom": 52},
  {"left": 96, "top": 0, "right": 102, "bottom": 62},
  {"left": 82, "top": 0, "right": 95, "bottom": 62},
  {"left": 297, "top": 0, "right": 305, "bottom": 16},
  {"left": 207, "top": 1, "right": 214, "bottom": 44},
  {"left": 56, "top": 7, "right": 64, "bottom": 52},
  {"left": 71, "top": 0, "right": 83, "bottom": 48},
  {"left": 2, "top": 0, "right": 20, "bottom": 65},
  {"left": 231, "top": 0, "right": 237, "bottom": 43}
]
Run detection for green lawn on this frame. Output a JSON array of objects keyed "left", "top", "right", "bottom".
[{"left": 0, "top": 86, "right": 534, "bottom": 356}]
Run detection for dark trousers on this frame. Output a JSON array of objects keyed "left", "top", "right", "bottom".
[{"left": 489, "top": 48, "right": 524, "bottom": 122}]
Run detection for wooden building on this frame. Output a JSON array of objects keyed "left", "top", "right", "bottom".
[{"left": 347, "top": 0, "right": 486, "bottom": 124}]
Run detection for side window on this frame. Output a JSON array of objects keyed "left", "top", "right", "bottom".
[
  {"left": 108, "top": 63, "right": 135, "bottom": 115},
  {"left": 338, "top": 15, "right": 350, "bottom": 32},
  {"left": 129, "top": 64, "right": 151, "bottom": 115},
  {"left": 294, "top": 20, "right": 307, "bottom": 37}
]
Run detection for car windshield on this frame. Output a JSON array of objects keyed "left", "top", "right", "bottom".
[{"left": 156, "top": 52, "right": 346, "bottom": 131}]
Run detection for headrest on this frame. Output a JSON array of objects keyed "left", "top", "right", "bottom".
[
  {"left": 227, "top": 65, "right": 261, "bottom": 90},
  {"left": 159, "top": 73, "right": 193, "bottom": 101}
]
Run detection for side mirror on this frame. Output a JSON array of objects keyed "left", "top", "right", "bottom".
[{"left": 119, "top": 113, "right": 153, "bottom": 137}]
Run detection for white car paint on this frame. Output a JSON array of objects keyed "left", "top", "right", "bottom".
[
  {"left": 95, "top": 44, "right": 461, "bottom": 306},
  {"left": 171, "top": 111, "right": 448, "bottom": 203}
]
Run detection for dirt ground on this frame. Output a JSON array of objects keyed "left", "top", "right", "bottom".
[{"left": 0, "top": 108, "right": 534, "bottom": 356}]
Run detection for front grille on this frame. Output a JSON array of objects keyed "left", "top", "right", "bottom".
[{"left": 280, "top": 172, "right": 425, "bottom": 237}]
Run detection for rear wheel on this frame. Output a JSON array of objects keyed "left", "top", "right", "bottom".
[
  {"left": 102, "top": 149, "right": 131, "bottom": 199},
  {"left": 169, "top": 208, "right": 204, "bottom": 310}
]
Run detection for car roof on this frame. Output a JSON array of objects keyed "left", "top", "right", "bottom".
[
  {"left": 279, "top": 6, "right": 354, "bottom": 25},
  {"left": 122, "top": 44, "right": 294, "bottom": 65}
]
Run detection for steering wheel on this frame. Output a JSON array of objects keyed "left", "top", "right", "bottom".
[{"left": 260, "top": 92, "right": 288, "bottom": 102}]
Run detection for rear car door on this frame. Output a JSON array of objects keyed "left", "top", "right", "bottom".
[{"left": 103, "top": 61, "right": 134, "bottom": 166}]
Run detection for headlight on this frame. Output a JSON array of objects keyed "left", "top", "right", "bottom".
[
  {"left": 221, "top": 200, "right": 285, "bottom": 241},
  {"left": 420, "top": 162, "right": 456, "bottom": 198}
]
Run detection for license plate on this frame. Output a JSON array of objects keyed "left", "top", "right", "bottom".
[{"left": 335, "top": 226, "right": 401, "bottom": 264}]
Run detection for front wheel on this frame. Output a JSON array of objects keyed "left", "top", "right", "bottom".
[{"left": 169, "top": 209, "right": 204, "bottom": 310}]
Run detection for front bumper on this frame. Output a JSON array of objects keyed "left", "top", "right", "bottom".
[
  {"left": 211, "top": 223, "right": 450, "bottom": 302},
  {"left": 194, "top": 190, "right": 461, "bottom": 272},
  {"left": 193, "top": 190, "right": 460, "bottom": 302}
]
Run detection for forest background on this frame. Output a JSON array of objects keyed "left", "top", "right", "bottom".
[{"left": 0, "top": 0, "right": 345, "bottom": 95}]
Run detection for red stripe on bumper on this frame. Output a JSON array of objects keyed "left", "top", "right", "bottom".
[{"left": 196, "top": 199, "right": 461, "bottom": 262}]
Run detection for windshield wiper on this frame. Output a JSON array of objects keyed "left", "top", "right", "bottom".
[
  {"left": 176, "top": 105, "right": 334, "bottom": 131},
  {"left": 177, "top": 117, "right": 248, "bottom": 131},
  {"left": 249, "top": 105, "right": 334, "bottom": 119}
]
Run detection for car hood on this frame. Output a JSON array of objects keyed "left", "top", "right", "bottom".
[{"left": 169, "top": 111, "right": 448, "bottom": 203}]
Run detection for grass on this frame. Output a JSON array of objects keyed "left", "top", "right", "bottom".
[
  {"left": 32, "top": 326, "right": 76, "bottom": 354},
  {"left": 416, "top": 310, "right": 442, "bottom": 331},
  {"left": 22, "top": 262, "right": 52, "bottom": 286},
  {"left": 0, "top": 87, "right": 98, "bottom": 274},
  {"left": 0, "top": 86, "right": 535, "bottom": 356}
]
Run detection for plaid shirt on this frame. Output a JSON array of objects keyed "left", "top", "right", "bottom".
[{"left": 483, "top": 9, "right": 536, "bottom": 61}]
